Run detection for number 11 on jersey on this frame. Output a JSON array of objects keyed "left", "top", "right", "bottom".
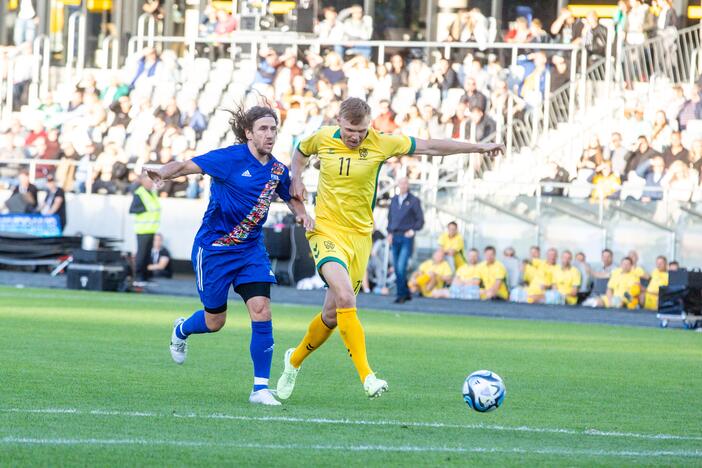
[{"left": 338, "top": 157, "right": 351, "bottom": 176}]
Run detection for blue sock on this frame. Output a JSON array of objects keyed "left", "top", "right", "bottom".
[
  {"left": 250, "top": 320, "right": 274, "bottom": 392},
  {"left": 176, "top": 310, "right": 211, "bottom": 339}
]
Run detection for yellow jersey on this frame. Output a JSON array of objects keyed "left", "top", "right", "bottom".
[
  {"left": 607, "top": 271, "right": 641, "bottom": 300},
  {"left": 477, "top": 260, "right": 509, "bottom": 300},
  {"left": 527, "top": 262, "right": 556, "bottom": 297},
  {"left": 438, "top": 233, "right": 465, "bottom": 255},
  {"left": 523, "top": 258, "right": 544, "bottom": 285},
  {"left": 644, "top": 269, "right": 669, "bottom": 310},
  {"left": 418, "top": 259, "right": 453, "bottom": 288},
  {"left": 611, "top": 265, "right": 646, "bottom": 280},
  {"left": 298, "top": 126, "right": 415, "bottom": 234},
  {"left": 552, "top": 265, "right": 582, "bottom": 305},
  {"left": 455, "top": 264, "right": 481, "bottom": 285}
]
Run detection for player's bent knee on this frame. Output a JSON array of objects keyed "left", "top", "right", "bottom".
[{"left": 204, "top": 308, "right": 227, "bottom": 332}]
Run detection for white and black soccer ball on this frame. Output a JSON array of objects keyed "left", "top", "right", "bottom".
[{"left": 462, "top": 370, "right": 506, "bottom": 413}]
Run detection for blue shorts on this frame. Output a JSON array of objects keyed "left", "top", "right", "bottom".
[{"left": 191, "top": 242, "right": 276, "bottom": 310}]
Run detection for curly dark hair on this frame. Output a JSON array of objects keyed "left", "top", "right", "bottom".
[{"left": 226, "top": 104, "right": 279, "bottom": 143}]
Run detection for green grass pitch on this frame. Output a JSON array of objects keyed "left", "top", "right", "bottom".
[{"left": 1, "top": 286, "right": 701, "bottom": 466}]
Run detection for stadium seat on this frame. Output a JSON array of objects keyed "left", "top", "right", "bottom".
[
  {"left": 418, "top": 87, "right": 441, "bottom": 110},
  {"left": 391, "top": 87, "right": 417, "bottom": 115}
]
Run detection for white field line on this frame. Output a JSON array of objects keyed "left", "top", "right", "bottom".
[
  {"left": 3, "top": 408, "right": 702, "bottom": 442},
  {"left": 1, "top": 437, "right": 702, "bottom": 458}
]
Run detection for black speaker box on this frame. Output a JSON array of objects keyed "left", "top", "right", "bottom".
[
  {"left": 264, "top": 226, "right": 292, "bottom": 260},
  {"left": 73, "top": 248, "right": 122, "bottom": 264},
  {"left": 67, "top": 263, "right": 128, "bottom": 291},
  {"left": 272, "top": 225, "right": 315, "bottom": 286}
]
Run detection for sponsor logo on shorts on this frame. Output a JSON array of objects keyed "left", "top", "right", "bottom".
[{"left": 324, "top": 240, "right": 335, "bottom": 250}]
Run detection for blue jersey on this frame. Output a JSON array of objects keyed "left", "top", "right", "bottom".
[{"left": 192, "top": 144, "right": 291, "bottom": 250}]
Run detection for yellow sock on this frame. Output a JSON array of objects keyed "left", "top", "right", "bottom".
[
  {"left": 290, "top": 312, "right": 335, "bottom": 368},
  {"left": 336, "top": 307, "right": 373, "bottom": 382}
]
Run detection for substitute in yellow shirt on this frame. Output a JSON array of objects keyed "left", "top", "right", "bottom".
[
  {"left": 410, "top": 251, "right": 453, "bottom": 297},
  {"left": 438, "top": 221, "right": 466, "bottom": 269},
  {"left": 644, "top": 256, "right": 669, "bottom": 310},
  {"left": 477, "top": 246, "right": 509, "bottom": 300},
  {"left": 552, "top": 251, "right": 582, "bottom": 305},
  {"left": 601, "top": 257, "right": 641, "bottom": 309}
]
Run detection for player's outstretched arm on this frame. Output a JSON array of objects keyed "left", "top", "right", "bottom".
[
  {"left": 145, "top": 160, "right": 202, "bottom": 185},
  {"left": 289, "top": 147, "right": 309, "bottom": 201},
  {"left": 413, "top": 139, "right": 505, "bottom": 158},
  {"left": 285, "top": 198, "right": 315, "bottom": 231}
]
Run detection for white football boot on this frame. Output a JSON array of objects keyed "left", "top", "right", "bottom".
[
  {"left": 275, "top": 348, "right": 300, "bottom": 400},
  {"left": 363, "top": 374, "right": 388, "bottom": 399},
  {"left": 249, "top": 388, "right": 282, "bottom": 406},
  {"left": 169, "top": 317, "right": 187, "bottom": 364}
]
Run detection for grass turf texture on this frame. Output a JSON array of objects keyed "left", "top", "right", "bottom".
[{"left": 1, "top": 286, "right": 701, "bottom": 466}]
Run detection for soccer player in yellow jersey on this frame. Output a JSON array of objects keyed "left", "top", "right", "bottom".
[
  {"left": 598, "top": 257, "right": 641, "bottom": 309},
  {"left": 551, "top": 250, "right": 582, "bottom": 305},
  {"left": 643, "top": 256, "right": 668, "bottom": 310},
  {"left": 408, "top": 250, "right": 453, "bottom": 297},
  {"left": 276, "top": 97, "right": 503, "bottom": 399},
  {"left": 477, "top": 246, "right": 509, "bottom": 300},
  {"left": 438, "top": 221, "right": 466, "bottom": 269}
]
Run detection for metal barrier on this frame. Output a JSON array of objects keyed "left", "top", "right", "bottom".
[
  {"left": 65, "top": 11, "right": 86, "bottom": 85},
  {"left": 619, "top": 23, "right": 702, "bottom": 85},
  {"left": 101, "top": 36, "right": 120, "bottom": 72},
  {"left": 29, "top": 35, "right": 51, "bottom": 107}
]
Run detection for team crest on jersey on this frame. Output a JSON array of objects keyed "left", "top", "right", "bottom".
[
  {"left": 359, "top": 148, "right": 368, "bottom": 159},
  {"left": 324, "top": 240, "right": 335, "bottom": 250},
  {"left": 271, "top": 162, "right": 285, "bottom": 176}
]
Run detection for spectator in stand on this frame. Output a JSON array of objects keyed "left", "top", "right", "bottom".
[
  {"left": 642, "top": 255, "right": 668, "bottom": 310},
  {"left": 109, "top": 95, "right": 132, "bottom": 128},
  {"left": 316, "top": 6, "right": 343, "bottom": 43},
  {"left": 504, "top": 17, "right": 531, "bottom": 43},
  {"left": 521, "top": 52, "right": 549, "bottom": 107},
  {"left": 572, "top": 11, "right": 608, "bottom": 59},
  {"left": 388, "top": 177, "right": 424, "bottom": 304},
  {"left": 147, "top": 233, "right": 173, "bottom": 279},
  {"left": 607, "top": 132, "right": 629, "bottom": 176},
  {"left": 650, "top": 110, "right": 674, "bottom": 153},
  {"left": 655, "top": 0, "right": 678, "bottom": 45},
  {"left": 502, "top": 247, "right": 521, "bottom": 290},
  {"left": 551, "top": 250, "right": 582, "bottom": 305},
  {"left": 38, "top": 175, "right": 66, "bottom": 232},
  {"left": 489, "top": 80, "right": 526, "bottom": 123},
  {"left": 7, "top": 170, "right": 38, "bottom": 213},
  {"left": 372, "top": 100, "right": 398, "bottom": 134},
  {"left": 466, "top": 105, "right": 496, "bottom": 142},
  {"left": 550, "top": 7, "right": 577, "bottom": 43},
  {"left": 591, "top": 162, "right": 621, "bottom": 201},
  {"left": 442, "top": 100, "right": 469, "bottom": 139},
  {"left": 254, "top": 47, "right": 280, "bottom": 86},
  {"left": 100, "top": 75, "right": 129, "bottom": 105},
  {"left": 668, "top": 261, "right": 680, "bottom": 271},
  {"left": 477, "top": 246, "right": 509, "bottom": 300},
  {"left": 447, "top": 9, "right": 471, "bottom": 42},
  {"left": 597, "top": 257, "right": 641, "bottom": 309},
  {"left": 663, "top": 160, "right": 695, "bottom": 201},
  {"left": 338, "top": 5, "right": 373, "bottom": 58},
  {"left": 622, "top": 105, "right": 652, "bottom": 146},
  {"left": 540, "top": 161, "right": 570, "bottom": 196},
  {"left": 433, "top": 248, "right": 482, "bottom": 300},
  {"left": 13, "top": 0, "right": 37, "bottom": 46},
  {"left": 550, "top": 54, "right": 569, "bottom": 91},
  {"left": 398, "top": 105, "right": 424, "bottom": 138},
  {"left": 661, "top": 131, "right": 688, "bottom": 168},
  {"left": 639, "top": 156, "right": 666, "bottom": 202},
  {"left": 180, "top": 99, "right": 207, "bottom": 139},
  {"left": 129, "top": 47, "right": 162, "bottom": 91},
  {"left": 429, "top": 58, "right": 461, "bottom": 96},
  {"left": 462, "top": 77, "right": 487, "bottom": 112},
  {"left": 676, "top": 85, "right": 702, "bottom": 131},
  {"left": 419, "top": 105, "right": 445, "bottom": 139},
  {"left": 344, "top": 55, "right": 376, "bottom": 99},
  {"left": 388, "top": 54, "right": 409, "bottom": 89},
  {"left": 687, "top": 139, "right": 702, "bottom": 172},
  {"left": 624, "top": 135, "right": 659, "bottom": 177},
  {"left": 578, "top": 135, "right": 605, "bottom": 171},
  {"left": 320, "top": 51, "right": 346, "bottom": 87},
  {"left": 438, "top": 221, "right": 465, "bottom": 269},
  {"left": 155, "top": 97, "right": 181, "bottom": 128},
  {"left": 409, "top": 249, "right": 453, "bottom": 298},
  {"left": 529, "top": 19, "right": 550, "bottom": 44},
  {"left": 626, "top": 0, "right": 655, "bottom": 45}
]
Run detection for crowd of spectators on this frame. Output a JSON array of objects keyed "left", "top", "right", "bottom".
[
  {"left": 0, "top": 0, "right": 693, "bottom": 205},
  {"left": 392, "top": 221, "right": 676, "bottom": 311}
]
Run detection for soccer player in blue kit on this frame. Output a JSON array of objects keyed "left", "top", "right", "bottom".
[{"left": 145, "top": 105, "right": 313, "bottom": 406}]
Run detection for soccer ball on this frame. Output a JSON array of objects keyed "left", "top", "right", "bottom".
[{"left": 462, "top": 370, "right": 506, "bottom": 412}]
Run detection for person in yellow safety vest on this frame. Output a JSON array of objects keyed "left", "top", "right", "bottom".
[{"left": 129, "top": 173, "right": 161, "bottom": 286}]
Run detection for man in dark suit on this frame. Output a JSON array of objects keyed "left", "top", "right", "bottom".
[{"left": 387, "top": 177, "right": 424, "bottom": 303}]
